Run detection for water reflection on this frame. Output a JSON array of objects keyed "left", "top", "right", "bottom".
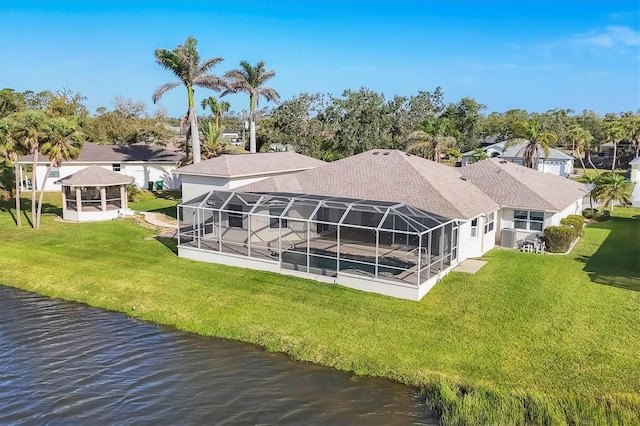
[{"left": 0, "top": 286, "right": 436, "bottom": 425}]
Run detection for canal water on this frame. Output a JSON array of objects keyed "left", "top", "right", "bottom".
[{"left": 0, "top": 285, "right": 437, "bottom": 425}]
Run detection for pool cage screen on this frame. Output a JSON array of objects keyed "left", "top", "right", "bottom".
[{"left": 178, "top": 191, "right": 459, "bottom": 287}]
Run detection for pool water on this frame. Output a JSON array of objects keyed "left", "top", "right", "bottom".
[{"left": 282, "top": 247, "right": 415, "bottom": 276}]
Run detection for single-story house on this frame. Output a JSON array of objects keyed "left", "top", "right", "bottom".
[
  {"left": 460, "top": 141, "right": 575, "bottom": 177},
  {"left": 460, "top": 158, "right": 588, "bottom": 247},
  {"left": 630, "top": 156, "right": 640, "bottom": 207},
  {"left": 172, "top": 151, "right": 326, "bottom": 202},
  {"left": 177, "top": 150, "right": 500, "bottom": 301},
  {"left": 176, "top": 151, "right": 589, "bottom": 301},
  {"left": 18, "top": 142, "right": 183, "bottom": 191}
]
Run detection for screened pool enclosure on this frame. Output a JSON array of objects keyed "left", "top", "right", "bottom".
[{"left": 178, "top": 191, "right": 459, "bottom": 293}]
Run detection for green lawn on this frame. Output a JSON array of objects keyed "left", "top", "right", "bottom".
[
  {"left": 128, "top": 190, "right": 181, "bottom": 219},
  {"left": 1, "top": 193, "right": 639, "bottom": 424}
]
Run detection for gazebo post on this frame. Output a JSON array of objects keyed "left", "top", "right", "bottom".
[
  {"left": 100, "top": 187, "right": 107, "bottom": 212},
  {"left": 61, "top": 187, "right": 67, "bottom": 211},
  {"left": 75, "top": 187, "right": 82, "bottom": 213},
  {"left": 120, "top": 185, "right": 128, "bottom": 211}
]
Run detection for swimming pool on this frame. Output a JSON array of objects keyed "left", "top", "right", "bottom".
[{"left": 281, "top": 247, "right": 415, "bottom": 277}]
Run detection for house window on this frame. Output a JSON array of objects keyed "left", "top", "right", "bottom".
[
  {"left": 269, "top": 205, "right": 288, "bottom": 229},
  {"left": 49, "top": 167, "right": 60, "bottom": 178},
  {"left": 470, "top": 218, "right": 478, "bottom": 238},
  {"left": 112, "top": 164, "right": 121, "bottom": 172},
  {"left": 228, "top": 204, "right": 243, "bottom": 228},
  {"left": 514, "top": 210, "right": 544, "bottom": 231},
  {"left": 484, "top": 213, "right": 495, "bottom": 234}
]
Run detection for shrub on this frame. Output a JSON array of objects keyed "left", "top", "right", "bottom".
[
  {"left": 560, "top": 215, "right": 585, "bottom": 239},
  {"left": 582, "top": 208, "right": 595, "bottom": 219},
  {"left": 543, "top": 226, "right": 574, "bottom": 253},
  {"left": 127, "top": 182, "right": 141, "bottom": 203}
]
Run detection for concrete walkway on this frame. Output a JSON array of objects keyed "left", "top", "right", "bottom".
[
  {"left": 453, "top": 259, "right": 487, "bottom": 274},
  {"left": 140, "top": 212, "right": 176, "bottom": 229}
]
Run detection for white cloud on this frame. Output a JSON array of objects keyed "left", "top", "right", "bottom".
[{"left": 575, "top": 25, "right": 639, "bottom": 49}]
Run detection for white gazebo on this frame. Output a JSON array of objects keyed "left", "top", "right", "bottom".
[{"left": 55, "top": 165, "right": 133, "bottom": 222}]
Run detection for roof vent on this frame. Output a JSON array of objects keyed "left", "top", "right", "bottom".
[
  {"left": 382, "top": 152, "right": 390, "bottom": 156},
  {"left": 499, "top": 160, "right": 508, "bottom": 164},
  {"left": 460, "top": 177, "right": 467, "bottom": 181},
  {"left": 372, "top": 151, "right": 380, "bottom": 155}
]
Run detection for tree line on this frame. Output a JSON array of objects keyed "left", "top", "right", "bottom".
[{"left": 2, "top": 35, "right": 639, "bottom": 229}]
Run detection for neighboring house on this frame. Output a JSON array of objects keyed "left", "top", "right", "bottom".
[
  {"left": 596, "top": 141, "right": 635, "bottom": 169},
  {"left": 177, "top": 150, "right": 500, "bottom": 301},
  {"left": 630, "top": 156, "right": 640, "bottom": 207},
  {"left": 18, "top": 142, "right": 183, "bottom": 191},
  {"left": 221, "top": 130, "right": 244, "bottom": 147},
  {"left": 172, "top": 152, "right": 326, "bottom": 202},
  {"left": 460, "top": 141, "right": 575, "bottom": 177},
  {"left": 460, "top": 158, "right": 588, "bottom": 248}
]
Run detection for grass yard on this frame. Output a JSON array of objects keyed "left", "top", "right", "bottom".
[
  {"left": 1, "top": 193, "right": 639, "bottom": 424},
  {"left": 128, "top": 190, "right": 181, "bottom": 219}
]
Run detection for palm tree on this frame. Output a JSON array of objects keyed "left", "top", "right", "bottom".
[
  {"left": 35, "top": 117, "right": 83, "bottom": 229},
  {"left": 152, "top": 36, "right": 226, "bottom": 164},
  {"left": 603, "top": 120, "right": 624, "bottom": 171},
  {"left": 567, "top": 124, "right": 595, "bottom": 174},
  {"left": 469, "top": 147, "right": 488, "bottom": 164},
  {"left": 0, "top": 116, "right": 24, "bottom": 226},
  {"left": 576, "top": 173, "right": 599, "bottom": 210},
  {"left": 622, "top": 114, "right": 640, "bottom": 158},
  {"left": 591, "top": 172, "right": 633, "bottom": 213},
  {"left": 12, "top": 110, "right": 49, "bottom": 227},
  {"left": 222, "top": 60, "right": 280, "bottom": 153},
  {"left": 405, "top": 117, "right": 456, "bottom": 162},
  {"left": 404, "top": 130, "right": 455, "bottom": 162},
  {"left": 201, "top": 96, "right": 230, "bottom": 131},
  {"left": 505, "top": 119, "right": 558, "bottom": 169},
  {"left": 0, "top": 160, "right": 12, "bottom": 202},
  {"left": 177, "top": 122, "right": 245, "bottom": 166}
]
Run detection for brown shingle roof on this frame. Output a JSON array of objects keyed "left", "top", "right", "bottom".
[
  {"left": 173, "top": 151, "right": 326, "bottom": 178},
  {"left": 55, "top": 165, "right": 133, "bottom": 187},
  {"left": 236, "top": 150, "right": 500, "bottom": 220},
  {"left": 20, "top": 142, "right": 182, "bottom": 163},
  {"left": 460, "top": 158, "right": 589, "bottom": 211}
]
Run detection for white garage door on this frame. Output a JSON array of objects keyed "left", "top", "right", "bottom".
[{"left": 539, "top": 162, "right": 563, "bottom": 176}]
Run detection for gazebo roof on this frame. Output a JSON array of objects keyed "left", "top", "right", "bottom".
[{"left": 55, "top": 165, "right": 133, "bottom": 187}]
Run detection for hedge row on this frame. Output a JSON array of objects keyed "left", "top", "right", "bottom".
[
  {"left": 543, "top": 226, "right": 574, "bottom": 253},
  {"left": 560, "top": 215, "right": 585, "bottom": 239}
]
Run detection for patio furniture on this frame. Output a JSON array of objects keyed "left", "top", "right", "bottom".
[
  {"left": 521, "top": 241, "right": 535, "bottom": 252},
  {"left": 520, "top": 238, "right": 545, "bottom": 254}
]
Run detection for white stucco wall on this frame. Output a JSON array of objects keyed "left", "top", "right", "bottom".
[
  {"left": 497, "top": 200, "right": 582, "bottom": 247},
  {"left": 178, "top": 245, "right": 454, "bottom": 301},
  {"left": 630, "top": 163, "right": 639, "bottom": 183},
  {"left": 457, "top": 212, "right": 497, "bottom": 261},
  {"left": 28, "top": 162, "right": 180, "bottom": 191},
  {"left": 179, "top": 175, "right": 270, "bottom": 202}
]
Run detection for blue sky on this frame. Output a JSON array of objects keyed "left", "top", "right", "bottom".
[{"left": 1, "top": 1, "right": 638, "bottom": 118}]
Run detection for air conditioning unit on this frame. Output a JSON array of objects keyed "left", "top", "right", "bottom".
[{"left": 501, "top": 228, "right": 518, "bottom": 248}]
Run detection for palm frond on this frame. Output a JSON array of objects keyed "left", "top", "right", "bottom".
[
  {"left": 258, "top": 69, "right": 276, "bottom": 84},
  {"left": 193, "top": 75, "right": 227, "bottom": 92},
  {"left": 256, "top": 87, "right": 280, "bottom": 103},
  {"left": 152, "top": 82, "right": 181, "bottom": 103},
  {"left": 199, "top": 57, "right": 224, "bottom": 74},
  {"left": 154, "top": 49, "right": 180, "bottom": 75}
]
